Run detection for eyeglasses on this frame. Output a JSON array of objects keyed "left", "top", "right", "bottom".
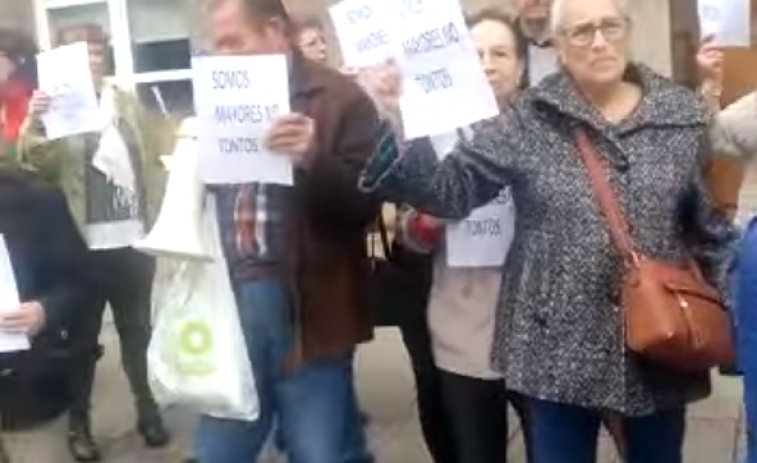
[{"left": 561, "top": 18, "right": 627, "bottom": 47}]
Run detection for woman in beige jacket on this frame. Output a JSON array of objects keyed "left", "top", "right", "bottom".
[
  {"left": 396, "top": 10, "right": 530, "bottom": 463},
  {"left": 711, "top": 90, "right": 757, "bottom": 163}
]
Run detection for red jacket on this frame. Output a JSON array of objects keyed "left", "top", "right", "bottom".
[{"left": 0, "top": 80, "right": 30, "bottom": 143}]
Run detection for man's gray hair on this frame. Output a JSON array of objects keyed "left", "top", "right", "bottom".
[{"left": 550, "top": 0, "right": 630, "bottom": 33}]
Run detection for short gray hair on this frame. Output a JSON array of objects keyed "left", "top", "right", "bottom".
[{"left": 550, "top": 0, "right": 630, "bottom": 33}]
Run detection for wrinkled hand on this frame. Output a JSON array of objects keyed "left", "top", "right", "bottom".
[
  {"left": 265, "top": 113, "right": 316, "bottom": 168},
  {"left": 0, "top": 301, "right": 46, "bottom": 337},
  {"left": 28, "top": 90, "right": 52, "bottom": 118},
  {"left": 361, "top": 59, "right": 403, "bottom": 125},
  {"left": 697, "top": 35, "right": 724, "bottom": 89}
]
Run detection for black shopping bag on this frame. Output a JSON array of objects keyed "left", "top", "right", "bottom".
[{"left": 368, "top": 204, "right": 433, "bottom": 327}]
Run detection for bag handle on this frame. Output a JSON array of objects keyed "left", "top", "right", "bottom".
[
  {"left": 573, "top": 129, "right": 637, "bottom": 265},
  {"left": 369, "top": 204, "right": 393, "bottom": 262},
  {"left": 377, "top": 208, "right": 392, "bottom": 259}
]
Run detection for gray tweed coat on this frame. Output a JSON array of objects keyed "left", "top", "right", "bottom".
[{"left": 361, "top": 64, "right": 736, "bottom": 416}]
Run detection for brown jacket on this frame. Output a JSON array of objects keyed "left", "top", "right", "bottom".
[{"left": 286, "top": 54, "right": 381, "bottom": 365}]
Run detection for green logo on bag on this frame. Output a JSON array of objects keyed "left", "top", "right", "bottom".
[{"left": 179, "top": 321, "right": 213, "bottom": 356}]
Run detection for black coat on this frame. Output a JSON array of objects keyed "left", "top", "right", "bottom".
[
  {"left": 0, "top": 170, "right": 90, "bottom": 334},
  {"left": 0, "top": 169, "right": 92, "bottom": 429}
]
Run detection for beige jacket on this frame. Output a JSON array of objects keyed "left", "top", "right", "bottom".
[
  {"left": 711, "top": 91, "right": 757, "bottom": 161},
  {"left": 397, "top": 130, "right": 508, "bottom": 380}
]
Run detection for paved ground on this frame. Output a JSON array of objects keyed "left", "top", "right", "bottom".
[{"left": 0, "top": 323, "right": 747, "bottom": 463}]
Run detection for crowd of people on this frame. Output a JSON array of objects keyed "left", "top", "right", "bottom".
[{"left": 0, "top": 0, "right": 755, "bottom": 462}]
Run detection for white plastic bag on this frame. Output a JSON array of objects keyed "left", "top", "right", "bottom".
[{"left": 147, "top": 195, "right": 259, "bottom": 421}]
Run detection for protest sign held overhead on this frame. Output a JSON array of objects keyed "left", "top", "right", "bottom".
[
  {"left": 37, "top": 42, "right": 102, "bottom": 140},
  {"left": 395, "top": 0, "right": 497, "bottom": 139},
  {"left": 330, "top": 0, "right": 497, "bottom": 139},
  {"left": 697, "top": 0, "right": 751, "bottom": 47},
  {"left": 192, "top": 54, "right": 292, "bottom": 185},
  {"left": 329, "top": 0, "right": 394, "bottom": 68}
]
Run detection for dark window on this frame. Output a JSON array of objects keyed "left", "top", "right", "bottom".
[
  {"left": 132, "top": 39, "right": 191, "bottom": 73},
  {"left": 136, "top": 79, "right": 194, "bottom": 117}
]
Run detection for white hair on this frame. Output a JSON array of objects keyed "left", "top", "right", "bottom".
[{"left": 549, "top": 0, "right": 630, "bottom": 33}]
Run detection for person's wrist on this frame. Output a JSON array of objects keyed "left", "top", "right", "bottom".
[
  {"left": 701, "top": 80, "right": 723, "bottom": 112},
  {"left": 412, "top": 213, "right": 441, "bottom": 247}
]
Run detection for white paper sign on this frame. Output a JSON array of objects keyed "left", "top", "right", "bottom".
[
  {"left": 193, "top": 55, "right": 292, "bottom": 185},
  {"left": 330, "top": 0, "right": 497, "bottom": 139},
  {"left": 330, "top": 0, "right": 395, "bottom": 68},
  {"left": 0, "top": 235, "right": 29, "bottom": 353},
  {"left": 394, "top": 0, "right": 498, "bottom": 139},
  {"left": 698, "top": 0, "right": 751, "bottom": 47},
  {"left": 445, "top": 189, "right": 515, "bottom": 268},
  {"left": 37, "top": 42, "right": 102, "bottom": 140}
]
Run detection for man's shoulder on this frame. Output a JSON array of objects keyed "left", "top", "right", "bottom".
[{"left": 305, "top": 61, "right": 372, "bottom": 108}]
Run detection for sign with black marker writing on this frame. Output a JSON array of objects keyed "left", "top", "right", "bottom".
[
  {"left": 330, "top": 0, "right": 497, "bottom": 138},
  {"left": 37, "top": 42, "right": 103, "bottom": 140},
  {"left": 445, "top": 188, "right": 515, "bottom": 268},
  {"left": 192, "top": 55, "right": 292, "bottom": 185},
  {"left": 395, "top": 0, "right": 498, "bottom": 138},
  {"left": 330, "top": 0, "right": 394, "bottom": 68}
]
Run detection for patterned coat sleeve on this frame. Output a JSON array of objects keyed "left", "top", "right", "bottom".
[{"left": 359, "top": 111, "right": 525, "bottom": 220}]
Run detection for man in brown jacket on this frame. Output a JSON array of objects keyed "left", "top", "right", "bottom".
[{"left": 191, "top": 1, "right": 380, "bottom": 462}]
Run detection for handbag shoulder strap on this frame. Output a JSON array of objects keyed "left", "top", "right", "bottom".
[{"left": 573, "top": 129, "right": 636, "bottom": 263}]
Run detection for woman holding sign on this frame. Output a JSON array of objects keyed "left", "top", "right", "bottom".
[
  {"left": 395, "top": 10, "right": 531, "bottom": 463},
  {"left": 19, "top": 23, "right": 171, "bottom": 462},
  {"left": 358, "top": 0, "right": 736, "bottom": 461}
]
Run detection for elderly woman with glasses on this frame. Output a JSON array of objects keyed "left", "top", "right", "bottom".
[{"left": 357, "top": 0, "right": 736, "bottom": 461}]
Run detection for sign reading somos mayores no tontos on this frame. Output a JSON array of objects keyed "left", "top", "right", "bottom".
[
  {"left": 192, "top": 54, "right": 293, "bottom": 185},
  {"left": 330, "top": 0, "right": 498, "bottom": 139}
]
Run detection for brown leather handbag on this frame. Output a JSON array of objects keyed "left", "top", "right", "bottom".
[{"left": 574, "top": 129, "right": 735, "bottom": 372}]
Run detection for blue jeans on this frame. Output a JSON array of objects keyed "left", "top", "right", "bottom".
[
  {"left": 734, "top": 219, "right": 757, "bottom": 462},
  {"left": 274, "top": 358, "right": 373, "bottom": 463},
  {"left": 528, "top": 398, "right": 685, "bottom": 463},
  {"left": 191, "top": 279, "right": 373, "bottom": 463}
]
